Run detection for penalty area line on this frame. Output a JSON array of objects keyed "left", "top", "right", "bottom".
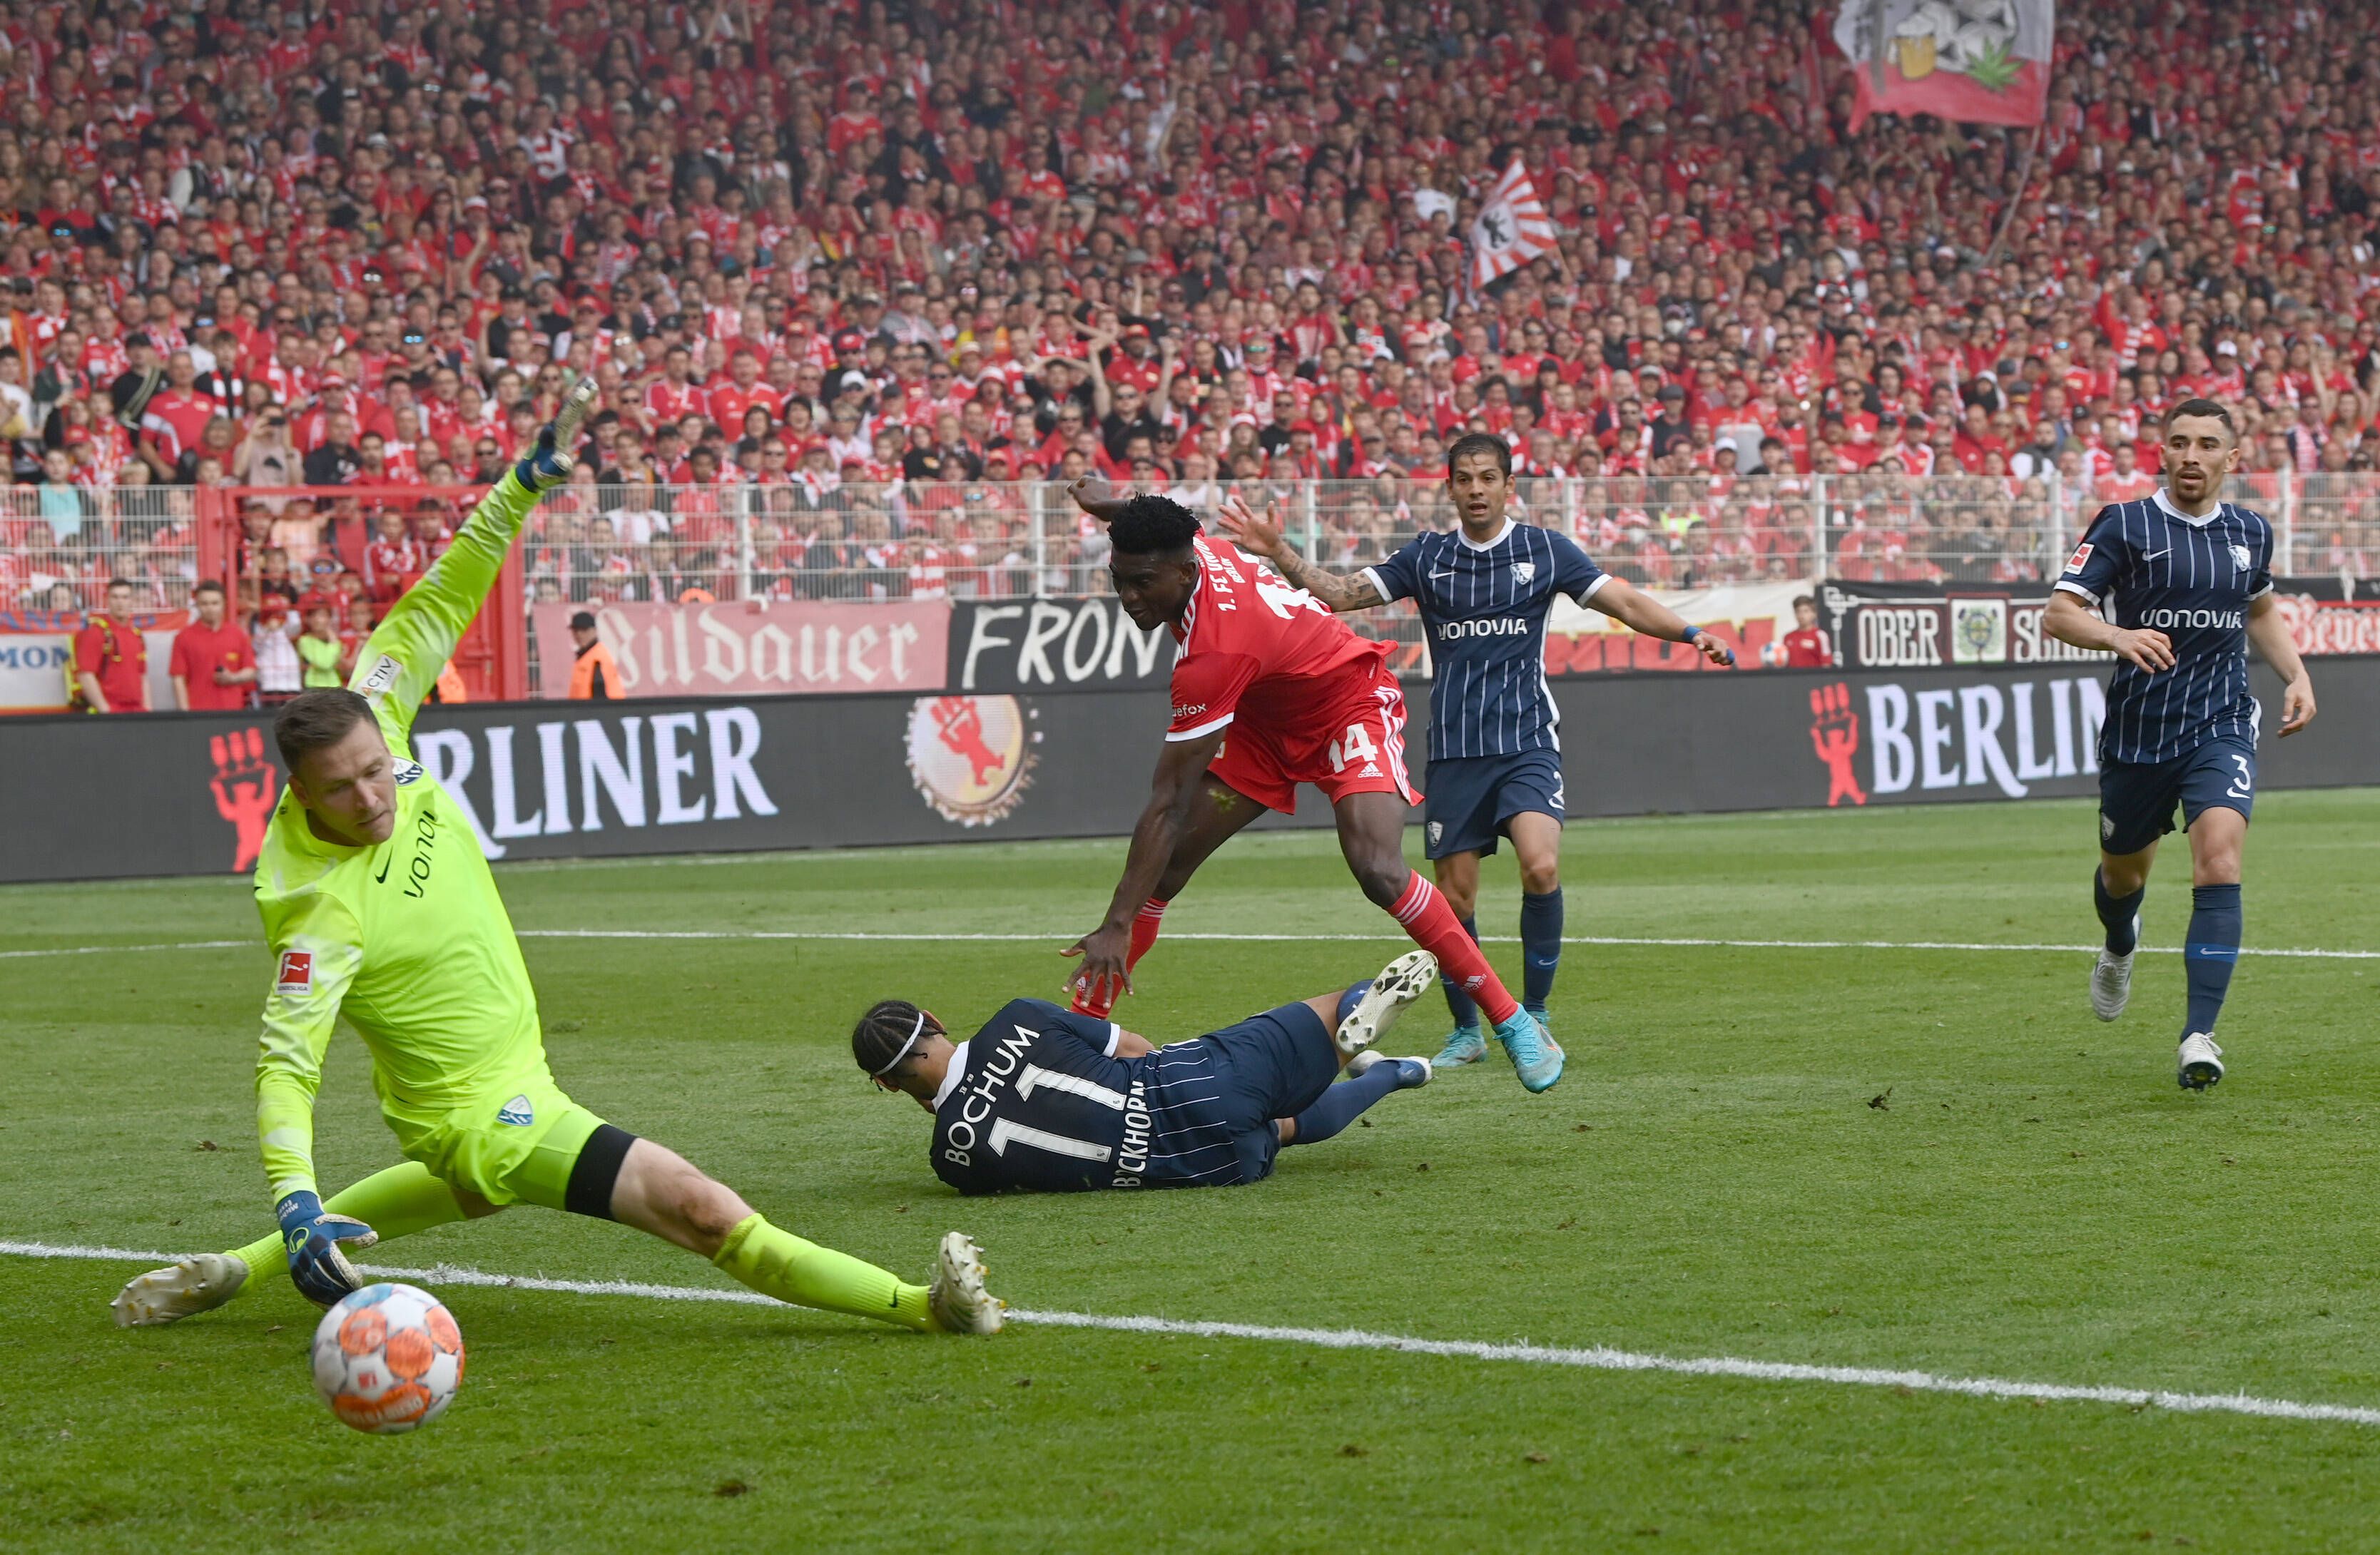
[{"left": 11, "top": 1239, "right": 2379, "bottom": 1429}]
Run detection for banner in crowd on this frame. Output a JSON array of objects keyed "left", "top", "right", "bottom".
[
  {"left": 2267, "top": 579, "right": 2380, "bottom": 656},
  {"left": 945, "top": 598, "right": 1174, "bottom": 691},
  {"left": 1545, "top": 581, "right": 1808, "bottom": 674},
  {"left": 1817, "top": 581, "right": 2110, "bottom": 671},
  {"left": 1818, "top": 578, "right": 2379, "bottom": 671},
  {"left": 0, "top": 611, "right": 189, "bottom": 713},
  {"left": 9, "top": 659, "right": 2376, "bottom": 883},
  {"left": 949, "top": 586, "right": 1812, "bottom": 688},
  {"left": 1469, "top": 160, "right": 1558, "bottom": 290},
  {"left": 531, "top": 599, "right": 949, "bottom": 699},
  {"left": 1832, "top": 0, "right": 2053, "bottom": 131}
]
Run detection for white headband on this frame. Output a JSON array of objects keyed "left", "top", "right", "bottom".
[{"left": 873, "top": 1010, "right": 928, "bottom": 1076}]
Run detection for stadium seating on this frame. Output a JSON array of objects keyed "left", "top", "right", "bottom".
[{"left": 5, "top": 0, "right": 2379, "bottom": 626}]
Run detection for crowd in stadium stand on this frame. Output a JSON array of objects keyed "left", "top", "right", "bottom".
[{"left": 5, "top": 0, "right": 2380, "bottom": 638}]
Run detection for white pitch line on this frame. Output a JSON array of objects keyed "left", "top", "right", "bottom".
[
  {"left": 0, "top": 939, "right": 255, "bottom": 960},
  {"left": 9, "top": 1239, "right": 2375, "bottom": 1429},
  {"left": 5, "top": 930, "right": 2376, "bottom": 961}
]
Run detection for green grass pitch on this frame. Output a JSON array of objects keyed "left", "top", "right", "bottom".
[{"left": 3, "top": 792, "right": 2378, "bottom": 1552}]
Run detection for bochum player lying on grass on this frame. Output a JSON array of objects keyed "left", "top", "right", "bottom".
[
  {"left": 856, "top": 952, "right": 1442, "bottom": 1193},
  {"left": 113, "top": 379, "right": 1002, "bottom": 1337}
]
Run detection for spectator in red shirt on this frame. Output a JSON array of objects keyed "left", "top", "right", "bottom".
[
  {"left": 137, "top": 352, "right": 220, "bottom": 479},
  {"left": 73, "top": 578, "right": 151, "bottom": 714},
  {"left": 170, "top": 580, "right": 259, "bottom": 711},
  {"left": 1779, "top": 596, "right": 1834, "bottom": 669}
]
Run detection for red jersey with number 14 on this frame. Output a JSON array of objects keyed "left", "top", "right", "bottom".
[{"left": 1164, "top": 536, "right": 1392, "bottom": 743}]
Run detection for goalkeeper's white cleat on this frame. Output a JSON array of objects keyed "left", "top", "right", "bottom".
[
  {"left": 928, "top": 1231, "right": 1004, "bottom": 1335},
  {"left": 2178, "top": 1033, "right": 2224, "bottom": 1091},
  {"left": 1335, "top": 950, "right": 1438, "bottom": 1059},
  {"left": 111, "top": 1253, "right": 248, "bottom": 1328}
]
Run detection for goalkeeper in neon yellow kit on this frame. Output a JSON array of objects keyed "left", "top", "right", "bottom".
[{"left": 113, "top": 379, "right": 1002, "bottom": 1336}]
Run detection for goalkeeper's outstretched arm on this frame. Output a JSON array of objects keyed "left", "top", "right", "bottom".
[{"left": 348, "top": 377, "right": 598, "bottom": 752}]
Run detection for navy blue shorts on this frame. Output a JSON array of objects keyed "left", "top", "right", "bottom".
[
  {"left": 2099, "top": 735, "right": 2257, "bottom": 857},
  {"left": 1184, "top": 1002, "right": 1338, "bottom": 1185},
  {"left": 1423, "top": 749, "right": 1567, "bottom": 860}
]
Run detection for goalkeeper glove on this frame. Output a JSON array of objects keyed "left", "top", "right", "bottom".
[
  {"left": 514, "top": 374, "right": 599, "bottom": 493},
  {"left": 275, "top": 1189, "right": 378, "bottom": 1307}
]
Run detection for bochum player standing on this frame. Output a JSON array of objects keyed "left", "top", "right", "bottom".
[
  {"left": 1221, "top": 432, "right": 1734, "bottom": 1071},
  {"left": 2044, "top": 399, "right": 2317, "bottom": 1090}
]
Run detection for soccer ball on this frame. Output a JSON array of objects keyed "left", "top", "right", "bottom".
[{"left": 310, "top": 1283, "right": 464, "bottom": 1434}]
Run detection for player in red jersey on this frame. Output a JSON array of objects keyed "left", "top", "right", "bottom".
[{"left": 1059, "top": 482, "right": 1563, "bottom": 1090}]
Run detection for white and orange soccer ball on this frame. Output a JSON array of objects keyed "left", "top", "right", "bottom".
[{"left": 310, "top": 1282, "right": 464, "bottom": 1434}]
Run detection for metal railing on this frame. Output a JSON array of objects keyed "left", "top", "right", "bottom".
[
  {"left": 0, "top": 482, "right": 202, "bottom": 612},
  {"left": 507, "top": 472, "right": 2092, "bottom": 607},
  {"left": 9, "top": 470, "right": 2378, "bottom": 623}
]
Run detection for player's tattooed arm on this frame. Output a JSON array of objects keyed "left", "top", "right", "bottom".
[
  {"left": 1214, "top": 495, "right": 1384, "bottom": 612},
  {"left": 1271, "top": 545, "right": 1385, "bottom": 613}
]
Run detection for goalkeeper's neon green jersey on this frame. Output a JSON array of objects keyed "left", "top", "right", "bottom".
[{"left": 252, "top": 472, "right": 544, "bottom": 1201}]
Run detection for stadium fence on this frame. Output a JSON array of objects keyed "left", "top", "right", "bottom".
[{"left": 6, "top": 471, "right": 2377, "bottom": 699}]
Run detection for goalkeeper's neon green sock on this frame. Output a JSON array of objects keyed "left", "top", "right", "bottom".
[
  {"left": 224, "top": 1162, "right": 469, "bottom": 1278},
  {"left": 713, "top": 1213, "right": 935, "bottom": 1331}
]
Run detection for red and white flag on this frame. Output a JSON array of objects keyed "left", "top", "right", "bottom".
[
  {"left": 1833, "top": 0, "right": 2053, "bottom": 132},
  {"left": 1468, "top": 161, "right": 1557, "bottom": 291}
]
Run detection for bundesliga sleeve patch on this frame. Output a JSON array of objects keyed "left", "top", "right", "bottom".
[
  {"left": 2063, "top": 541, "right": 2093, "bottom": 574},
  {"left": 275, "top": 950, "right": 313, "bottom": 994}
]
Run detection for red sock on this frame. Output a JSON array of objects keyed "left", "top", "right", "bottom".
[
  {"left": 1388, "top": 873, "right": 1518, "bottom": 1025},
  {"left": 1072, "top": 899, "right": 1168, "bottom": 1017}
]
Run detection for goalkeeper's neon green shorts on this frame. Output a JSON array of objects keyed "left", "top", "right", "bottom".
[{"left": 383, "top": 1071, "right": 608, "bottom": 1210}]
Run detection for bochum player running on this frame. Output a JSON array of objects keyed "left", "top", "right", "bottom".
[
  {"left": 114, "top": 380, "right": 1002, "bottom": 1336},
  {"left": 1220, "top": 433, "right": 1734, "bottom": 1069},
  {"left": 2043, "top": 399, "right": 2317, "bottom": 1090},
  {"left": 855, "top": 950, "right": 1441, "bottom": 1194},
  {"left": 1057, "top": 479, "right": 1564, "bottom": 1091}
]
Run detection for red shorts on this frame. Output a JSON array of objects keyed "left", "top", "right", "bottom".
[{"left": 1209, "top": 659, "right": 1420, "bottom": 815}]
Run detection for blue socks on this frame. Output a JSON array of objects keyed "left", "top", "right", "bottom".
[
  {"left": 1288, "top": 1059, "right": 1413, "bottom": 1146},
  {"left": 1441, "top": 914, "right": 1481, "bottom": 1028},
  {"left": 2184, "top": 883, "right": 2242, "bottom": 1035},
  {"left": 2093, "top": 869, "right": 2241, "bottom": 1034},
  {"left": 2094, "top": 869, "right": 2145, "bottom": 955},
  {"left": 1520, "top": 888, "right": 1563, "bottom": 1011}
]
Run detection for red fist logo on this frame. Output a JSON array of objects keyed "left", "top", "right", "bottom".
[
  {"left": 1808, "top": 683, "right": 1867, "bottom": 809},
  {"left": 210, "top": 726, "right": 280, "bottom": 872}
]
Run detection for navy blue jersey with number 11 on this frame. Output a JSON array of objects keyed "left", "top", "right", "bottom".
[
  {"left": 930, "top": 1000, "right": 1249, "bottom": 1193},
  {"left": 2053, "top": 489, "right": 2274, "bottom": 766}
]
